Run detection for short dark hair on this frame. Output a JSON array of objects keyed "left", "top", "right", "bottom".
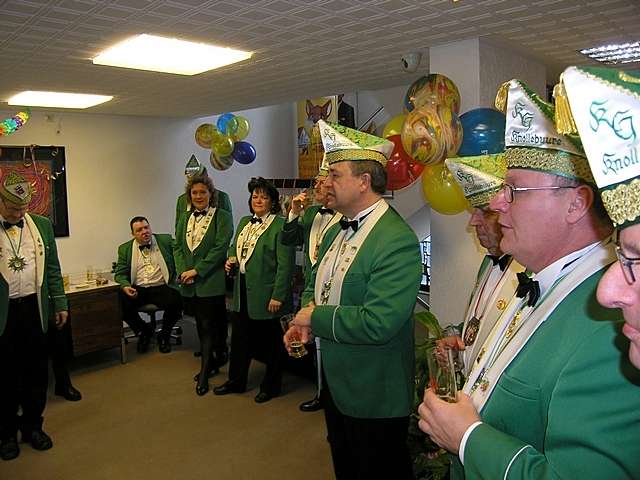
[
  {"left": 348, "top": 160, "right": 387, "bottom": 195},
  {"left": 186, "top": 174, "right": 218, "bottom": 208},
  {"left": 248, "top": 177, "right": 281, "bottom": 214},
  {"left": 130, "top": 216, "right": 148, "bottom": 232}
]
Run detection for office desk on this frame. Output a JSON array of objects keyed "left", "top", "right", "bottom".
[{"left": 65, "top": 282, "right": 125, "bottom": 363}]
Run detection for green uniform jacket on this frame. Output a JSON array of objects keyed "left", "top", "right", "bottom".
[
  {"left": 280, "top": 204, "right": 321, "bottom": 279},
  {"left": 174, "top": 190, "right": 233, "bottom": 232},
  {"left": 302, "top": 207, "right": 422, "bottom": 419},
  {"left": 453, "top": 271, "right": 640, "bottom": 479},
  {"left": 229, "top": 215, "right": 295, "bottom": 319},
  {"left": 174, "top": 209, "right": 233, "bottom": 298},
  {"left": 114, "top": 233, "right": 178, "bottom": 289},
  {"left": 0, "top": 214, "right": 67, "bottom": 336}
]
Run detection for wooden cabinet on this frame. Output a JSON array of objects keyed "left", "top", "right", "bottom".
[{"left": 66, "top": 283, "right": 124, "bottom": 361}]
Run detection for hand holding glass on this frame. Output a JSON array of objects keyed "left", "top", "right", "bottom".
[
  {"left": 281, "top": 314, "right": 308, "bottom": 358},
  {"left": 427, "top": 346, "right": 457, "bottom": 403}
]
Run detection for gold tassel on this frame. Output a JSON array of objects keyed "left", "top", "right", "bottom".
[
  {"left": 494, "top": 81, "right": 510, "bottom": 113},
  {"left": 553, "top": 79, "right": 578, "bottom": 135}
]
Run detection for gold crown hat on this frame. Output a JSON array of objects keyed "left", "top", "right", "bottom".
[
  {"left": 0, "top": 170, "right": 33, "bottom": 206},
  {"left": 495, "top": 79, "right": 594, "bottom": 184},
  {"left": 184, "top": 154, "right": 205, "bottom": 177},
  {"left": 316, "top": 154, "right": 330, "bottom": 178},
  {"left": 445, "top": 153, "right": 506, "bottom": 208},
  {"left": 555, "top": 66, "right": 640, "bottom": 228},
  {"left": 317, "top": 119, "right": 394, "bottom": 167}
]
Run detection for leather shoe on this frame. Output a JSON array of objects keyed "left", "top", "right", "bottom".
[
  {"left": 299, "top": 396, "right": 322, "bottom": 412},
  {"left": 137, "top": 331, "right": 151, "bottom": 353},
  {"left": 254, "top": 391, "right": 276, "bottom": 404},
  {"left": 0, "top": 437, "right": 19, "bottom": 461},
  {"left": 55, "top": 384, "right": 82, "bottom": 402},
  {"left": 195, "top": 382, "right": 209, "bottom": 396},
  {"left": 158, "top": 336, "right": 171, "bottom": 354},
  {"left": 21, "top": 429, "right": 53, "bottom": 451},
  {"left": 213, "top": 381, "right": 244, "bottom": 396},
  {"left": 193, "top": 367, "right": 219, "bottom": 382}
]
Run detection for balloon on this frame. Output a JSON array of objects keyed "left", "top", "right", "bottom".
[
  {"left": 404, "top": 74, "right": 461, "bottom": 114},
  {"left": 210, "top": 149, "right": 234, "bottom": 171},
  {"left": 385, "top": 135, "right": 424, "bottom": 191},
  {"left": 421, "top": 163, "right": 469, "bottom": 215},
  {"left": 231, "top": 141, "right": 256, "bottom": 165},
  {"left": 227, "top": 115, "right": 250, "bottom": 141},
  {"left": 216, "top": 113, "right": 236, "bottom": 135},
  {"left": 212, "top": 134, "right": 234, "bottom": 157},
  {"left": 195, "top": 123, "right": 216, "bottom": 148},
  {"left": 401, "top": 105, "right": 462, "bottom": 166},
  {"left": 382, "top": 114, "right": 407, "bottom": 138},
  {"left": 458, "top": 108, "right": 506, "bottom": 156}
]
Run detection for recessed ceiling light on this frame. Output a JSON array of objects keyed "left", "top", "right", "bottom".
[
  {"left": 92, "top": 34, "right": 253, "bottom": 75},
  {"left": 580, "top": 41, "right": 640, "bottom": 65},
  {"left": 8, "top": 91, "right": 113, "bottom": 108}
]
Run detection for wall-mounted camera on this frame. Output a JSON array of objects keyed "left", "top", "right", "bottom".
[{"left": 401, "top": 52, "right": 422, "bottom": 73}]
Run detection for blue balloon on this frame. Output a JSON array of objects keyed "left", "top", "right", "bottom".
[
  {"left": 458, "top": 108, "right": 506, "bottom": 156},
  {"left": 216, "top": 113, "right": 236, "bottom": 135},
  {"left": 231, "top": 141, "right": 256, "bottom": 165}
]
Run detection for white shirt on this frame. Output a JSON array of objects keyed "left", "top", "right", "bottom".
[
  {"left": 134, "top": 238, "right": 165, "bottom": 287},
  {"left": 0, "top": 215, "right": 37, "bottom": 299}
]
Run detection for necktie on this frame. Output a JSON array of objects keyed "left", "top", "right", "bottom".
[
  {"left": 139, "top": 244, "right": 151, "bottom": 252},
  {"left": 488, "top": 254, "right": 511, "bottom": 272},
  {"left": 339, "top": 218, "right": 358, "bottom": 232},
  {"left": 193, "top": 210, "right": 207, "bottom": 218},
  {"left": 250, "top": 217, "right": 262, "bottom": 224},
  {"left": 318, "top": 207, "right": 334, "bottom": 215},
  {"left": 515, "top": 271, "right": 540, "bottom": 307},
  {"left": 3, "top": 219, "right": 24, "bottom": 229}
]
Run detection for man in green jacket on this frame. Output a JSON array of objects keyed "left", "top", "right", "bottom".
[
  {"left": 0, "top": 171, "right": 68, "bottom": 461},
  {"left": 114, "top": 216, "right": 181, "bottom": 354},
  {"left": 285, "top": 121, "right": 422, "bottom": 479},
  {"left": 419, "top": 79, "right": 640, "bottom": 479}
]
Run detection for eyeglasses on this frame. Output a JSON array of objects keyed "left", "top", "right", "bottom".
[
  {"left": 501, "top": 183, "right": 576, "bottom": 203},
  {"left": 615, "top": 243, "right": 640, "bottom": 284}
]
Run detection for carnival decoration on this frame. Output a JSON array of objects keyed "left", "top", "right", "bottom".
[
  {"left": 195, "top": 112, "right": 256, "bottom": 171},
  {"left": 386, "top": 135, "right": 424, "bottom": 191},
  {"left": 404, "top": 74, "right": 461, "bottom": 114},
  {"left": 457, "top": 108, "right": 506, "bottom": 156},
  {"left": 0, "top": 110, "right": 31, "bottom": 136},
  {"left": 382, "top": 114, "right": 407, "bottom": 138},
  {"left": 421, "top": 162, "right": 468, "bottom": 215}
]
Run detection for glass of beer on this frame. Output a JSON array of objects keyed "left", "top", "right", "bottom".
[{"left": 280, "top": 313, "right": 308, "bottom": 358}]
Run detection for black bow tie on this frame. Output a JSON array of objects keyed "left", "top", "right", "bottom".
[
  {"left": 516, "top": 271, "right": 540, "bottom": 307},
  {"left": 139, "top": 244, "right": 151, "bottom": 252},
  {"left": 193, "top": 210, "right": 207, "bottom": 218},
  {"left": 250, "top": 217, "right": 262, "bottom": 224},
  {"left": 488, "top": 254, "right": 511, "bottom": 272},
  {"left": 3, "top": 220, "right": 24, "bottom": 229},
  {"left": 318, "top": 207, "right": 334, "bottom": 215},
  {"left": 339, "top": 218, "right": 358, "bottom": 232}
]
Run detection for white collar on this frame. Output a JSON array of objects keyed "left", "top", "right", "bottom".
[
  {"left": 134, "top": 236, "right": 155, "bottom": 249},
  {"left": 346, "top": 199, "right": 384, "bottom": 225}
]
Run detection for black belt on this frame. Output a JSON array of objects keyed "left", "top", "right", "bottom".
[{"left": 9, "top": 293, "right": 37, "bottom": 305}]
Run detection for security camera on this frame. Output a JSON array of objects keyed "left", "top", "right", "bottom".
[{"left": 401, "top": 52, "right": 422, "bottom": 73}]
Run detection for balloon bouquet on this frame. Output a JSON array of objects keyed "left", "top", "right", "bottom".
[
  {"left": 0, "top": 110, "right": 30, "bottom": 136},
  {"left": 194, "top": 113, "right": 255, "bottom": 171},
  {"left": 383, "top": 73, "right": 505, "bottom": 215}
]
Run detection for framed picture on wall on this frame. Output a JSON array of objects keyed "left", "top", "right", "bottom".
[{"left": 0, "top": 145, "right": 69, "bottom": 237}]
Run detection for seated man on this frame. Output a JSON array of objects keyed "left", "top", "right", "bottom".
[{"left": 115, "top": 216, "right": 181, "bottom": 354}]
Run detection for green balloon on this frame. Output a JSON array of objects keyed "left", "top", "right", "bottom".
[
  {"left": 213, "top": 135, "right": 234, "bottom": 157},
  {"left": 233, "top": 116, "right": 250, "bottom": 141}
]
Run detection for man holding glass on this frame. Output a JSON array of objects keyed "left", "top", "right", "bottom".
[
  {"left": 284, "top": 121, "right": 422, "bottom": 479},
  {"left": 419, "top": 79, "right": 640, "bottom": 478}
]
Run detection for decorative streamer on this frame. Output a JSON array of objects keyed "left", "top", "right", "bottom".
[{"left": 0, "top": 109, "right": 31, "bottom": 136}]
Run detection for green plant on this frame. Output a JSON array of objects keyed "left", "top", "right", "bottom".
[{"left": 409, "top": 310, "right": 451, "bottom": 480}]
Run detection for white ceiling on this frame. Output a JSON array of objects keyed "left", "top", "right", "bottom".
[{"left": 0, "top": 0, "right": 638, "bottom": 118}]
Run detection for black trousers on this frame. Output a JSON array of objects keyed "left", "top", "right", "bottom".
[
  {"left": 0, "top": 295, "right": 48, "bottom": 439},
  {"left": 119, "top": 284, "right": 182, "bottom": 337},
  {"left": 321, "top": 372, "right": 413, "bottom": 480},
  {"left": 227, "top": 275, "right": 284, "bottom": 395},
  {"left": 47, "top": 317, "right": 73, "bottom": 388},
  {"left": 192, "top": 294, "right": 228, "bottom": 358}
]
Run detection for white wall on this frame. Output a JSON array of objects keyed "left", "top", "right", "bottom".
[{"left": 0, "top": 103, "right": 296, "bottom": 275}]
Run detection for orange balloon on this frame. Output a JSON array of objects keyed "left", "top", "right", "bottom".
[{"left": 421, "top": 163, "right": 469, "bottom": 215}]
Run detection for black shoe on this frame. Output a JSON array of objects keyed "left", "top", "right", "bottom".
[
  {"left": 158, "top": 336, "right": 171, "bottom": 354},
  {"left": 137, "top": 331, "right": 151, "bottom": 353},
  {"left": 299, "top": 396, "right": 322, "bottom": 412},
  {"left": 21, "top": 429, "right": 52, "bottom": 451},
  {"left": 195, "top": 382, "right": 209, "bottom": 396},
  {"left": 214, "top": 350, "right": 229, "bottom": 369},
  {"left": 193, "top": 351, "right": 202, "bottom": 357},
  {"left": 254, "top": 391, "right": 276, "bottom": 404},
  {"left": 193, "top": 367, "right": 219, "bottom": 382},
  {"left": 55, "top": 384, "right": 82, "bottom": 402},
  {"left": 0, "top": 437, "right": 19, "bottom": 460},
  {"left": 213, "top": 381, "right": 245, "bottom": 396}
]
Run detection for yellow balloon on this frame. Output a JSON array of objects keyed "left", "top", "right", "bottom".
[
  {"left": 421, "top": 163, "right": 469, "bottom": 215},
  {"left": 232, "top": 116, "right": 250, "bottom": 141},
  {"left": 382, "top": 114, "right": 406, "bottom": 138},
  {"left": 195, "top": 124, "right": 215, "bottom": 148},
  {"left": 212, "top": 135, "right": 234, "bottom": 157}
]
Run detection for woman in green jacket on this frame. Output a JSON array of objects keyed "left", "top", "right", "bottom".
[
  {"left": 214, "top": 178, "right": 295, "bottom": 403},
  {"left": 174, "top": 175, "right": 233, "bottom": 396}
]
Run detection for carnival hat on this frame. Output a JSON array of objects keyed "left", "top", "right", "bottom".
[
  {"left": 495, "top": 79, "right": 593, "bottom": 184},
  {"left": 555, "top": 66, "right": 640, "bottom": 228},
  {"left": 185, "top": 154, "right": 206, "bottom": 177},
  {"left": 0, "top": 169, "right": 33, "bottom": 206},
  {"left": 317, "top": 120, "right": 394, "bottom": 167},
  {"left": 445, "top": 154, "right": 506, "bottom": 208}
]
